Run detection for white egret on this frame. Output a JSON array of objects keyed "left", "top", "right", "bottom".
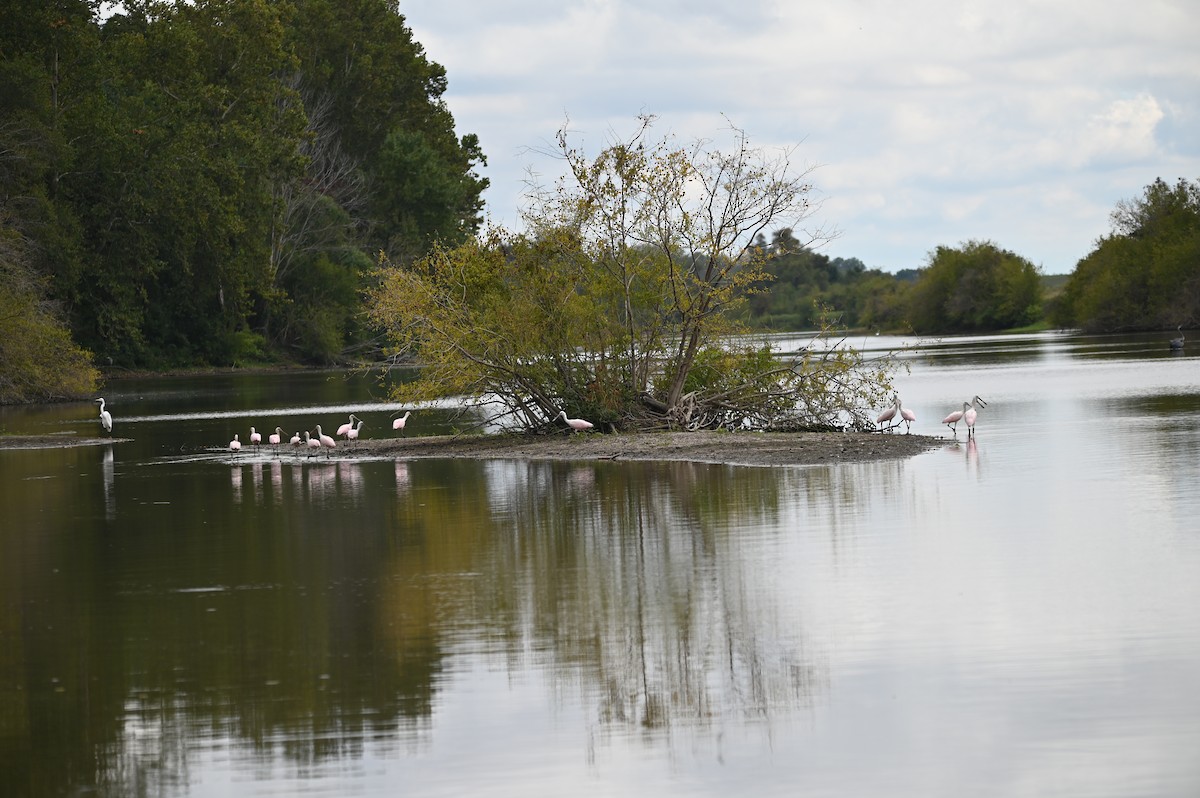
[{"left": 95, "top": 397, "right": 113, "bottom": 434}]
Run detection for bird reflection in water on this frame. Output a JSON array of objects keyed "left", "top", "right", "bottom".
[
  {"left": 230, "top": 464, "right": 243, "bottom": 504},
  {"left": 102, "top": 445, "right": 115, "bottom": 520}
]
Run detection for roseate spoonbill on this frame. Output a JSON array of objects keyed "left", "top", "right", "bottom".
[
  {"left": 337, "top": 414, "right": 359, "bottom": 438},
  {"left": 249, "top": 426, "right": 262, "bottom": 447},
  {"left": 392, "top": 411, "right": 412, "bottom": 437},
  {"left": 305, "top": 431, "right": 320, "bottom": 457},
  {"left": 347, "top": 419, "right": 364, "bottom": 446},
  {"left": 898, "top": 397, "right": 916, "bottom": 433},
  {"left": 942, "top": 403, "right": 967, "bottom": 433},
  {"left": 943, "top": 395, "right": 986, "bottom": 436},
  {"left": 95, "top": 398, "right": 113, "bottom": 434},
  {"left": 875, "top": 394, "right": 899, "bottom": 431},
  {"left": 314, "top": 424, "right": 336, "bottom": 456},
  {"left": 269, "top": 427, "right": 283, "bottom": 446},
  {"left": 229, "top": 434, "right": 242, "bottom": 458},
  {"left": 290, "top": 431, "right": 302, "bottom": 447},
  {"left": 558, "top": 410, "right": 594, "bottom": 432},
  {"left": 1169, "top": 326, "right": 1185, "bottom": 351}
]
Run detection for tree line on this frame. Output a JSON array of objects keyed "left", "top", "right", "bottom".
[
  {"left": 740, "top": 176, "right": 1199, "bottom": 337},
  {"left": 0, "top": 0, "right": 486, "bottom": 401}
]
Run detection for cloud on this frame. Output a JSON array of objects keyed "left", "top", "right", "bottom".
[{"left": 402, "top": 0, "right": 1200, "bottom": 274}]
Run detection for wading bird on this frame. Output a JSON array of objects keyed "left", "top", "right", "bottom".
[
  {"left": 337, "top": 414, "right": 359, "bottom": 439},
  {"left": 290, "top": 431, "right": 302, "bottom": 447},
  {"left": 269, "top": 427, "right": 283, "bottom": 446},
  {"left": 558, "top": 410, "right": 594, "bottom": 432},
  {"left": 229, "top": 434, "right": 242, "bottom": 458},
  {"left": 305, "top": 431, "right": 320, "bottom": 457},
  {"left": 314, "top": 424, "right": 336, "bottom": 456},
  {"left": 898, "top": 397, "right": 916, "bottom": 433},
  {"left": 95, "top": 397, "right": 113, "bottom": 434},
  {"left": 943, "top": 395, "right": 987, "bottom": 436},
  {"left": 875, "top": 394, "right": 900, "bottom": 431},
  {"left": 1169, "top": 326, "right": 1185, "bottom": 351},
  {"left": 347, "top": 419, "right": 364, "bottom": 446},
  {"left": 249, "top": 426, "right": 262, "bottom": 447},
  {"left": 392, "top": 411, "right": 412, "bottom": 437}
]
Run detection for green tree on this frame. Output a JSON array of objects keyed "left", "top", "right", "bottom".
[
  {"left": 906, "top": 240, "right": 1042, "bottom": 333},
  {"left": 1054, "top": 177, "right": 1200, "bottom": 331},
  {"left": 0, "top": 209, "right": 98, "bottom": 403},
  {"left": 368, "top": 119, "right": 895, "bottom": 432}
]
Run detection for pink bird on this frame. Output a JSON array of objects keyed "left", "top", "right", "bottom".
[
  {"left": 290, "top": 431, "right": 302, "bottom": 447},
  {"left": 304, "top": 431, "right": 320, "bottom": 456},
  {"left": 249, "top": 426, "right": 262, "bottom": 447},
  {"left": 898, "top": 398, "right": 916, "bottom": 433},
  {"left": 943, "top": 395, "right": 987, "bottom": 436},
  {"left": 347, "top": 419, "right": 364, "bottom": 446},
  {"left": 268, "top": 426, "right": 283, "bottom": 446},
  {"left": 229, "top": 434, "right": 242, "bottom": 457},
  {"left": 314, "top": 424, "right": 336, "bottom": 456},
  {"left": 336, "top": 414, "right": 359, "bottom": 439},
  {"left": 875, "top": 394, "right": 900, "bottom": 430},
  {"left": 392, "top": 411, "right": 412, "bottom": 437},
  {"left": 558, "top": 410, "right": 594, "bottom": 432}
]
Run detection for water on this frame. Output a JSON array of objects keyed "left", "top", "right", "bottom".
[{"left": 2, "top": 335, "right": 1199, "bottom": 797}]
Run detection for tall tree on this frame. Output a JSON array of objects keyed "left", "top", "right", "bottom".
[
  {"left": 369, "top": 118, "right": 894, "bottom": 432},
  {"left": 1055, "top": 177, "right": 1200, "bottom": 332}
]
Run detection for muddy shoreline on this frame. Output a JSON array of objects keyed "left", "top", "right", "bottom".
[{"left": 1, "top": 429, "right": 943, "bottom": 466}]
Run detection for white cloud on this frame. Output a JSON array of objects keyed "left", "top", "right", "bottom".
[{"left": 402, "top": 0, "right": 1200, "bottom": 274}]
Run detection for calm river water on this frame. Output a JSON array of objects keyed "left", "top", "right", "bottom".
[{"left": 1, "top": 331, "right": 1198, "bottom": 797}]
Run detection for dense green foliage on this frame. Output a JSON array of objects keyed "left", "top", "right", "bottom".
[
  {"left": 1052, "top": 178, "right": 1200, "bottom": 332},
  {"left": 0, "top": 210, "right": 99, "bottom": 402},
  {"left": 745, "top": 236, "right": 1041, "bottom": 334},
  {"left": 369, "top": 121, "right": 897, "bottom": 432},
  {"left": 741, "top": 228, "right": 916, "bottom": 332},
  {"left": 0, "top": 0, "right": 486, "bottom": 374},
  {"left": 905, "top": 240, "right": 1042, "bottom": 333}
]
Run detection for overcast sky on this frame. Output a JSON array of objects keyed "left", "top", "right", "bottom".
[{"left": 398, "top": 1, "right": 1198, "bottom": 274}]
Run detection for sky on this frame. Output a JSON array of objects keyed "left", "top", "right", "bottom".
[{"left": 397, "top": 0, "right": 1199, "bottom": 275}]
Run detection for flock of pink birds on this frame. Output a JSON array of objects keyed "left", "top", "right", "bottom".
[
  {"left": 876, "top": 394, "right": 988, "bottom": 437},
  {"left": 227, "top": 408, "right": 597, "bottom": 457},
  {"left": 228, "top": 411, "right": 414, "bottom": 458}
]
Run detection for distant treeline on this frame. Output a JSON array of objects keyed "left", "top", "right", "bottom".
[
  {"left": 743, "top": 177, "right": 1200, "bottom": 336},
  {"left": 1, "top": 0, "right": 486, "bottom": 381}
]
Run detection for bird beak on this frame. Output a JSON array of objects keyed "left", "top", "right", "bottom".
[{"left": 978, "top": 398, "right": 988, "bottom": 407}]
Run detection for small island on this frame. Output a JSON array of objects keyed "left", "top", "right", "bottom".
[{"left": 341, "top": 430, "right": 942, "bottom": 468}]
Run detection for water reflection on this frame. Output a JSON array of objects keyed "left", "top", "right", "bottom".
[{"left": 3, "top": 331, "right": 1200, "bottom": 797}]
